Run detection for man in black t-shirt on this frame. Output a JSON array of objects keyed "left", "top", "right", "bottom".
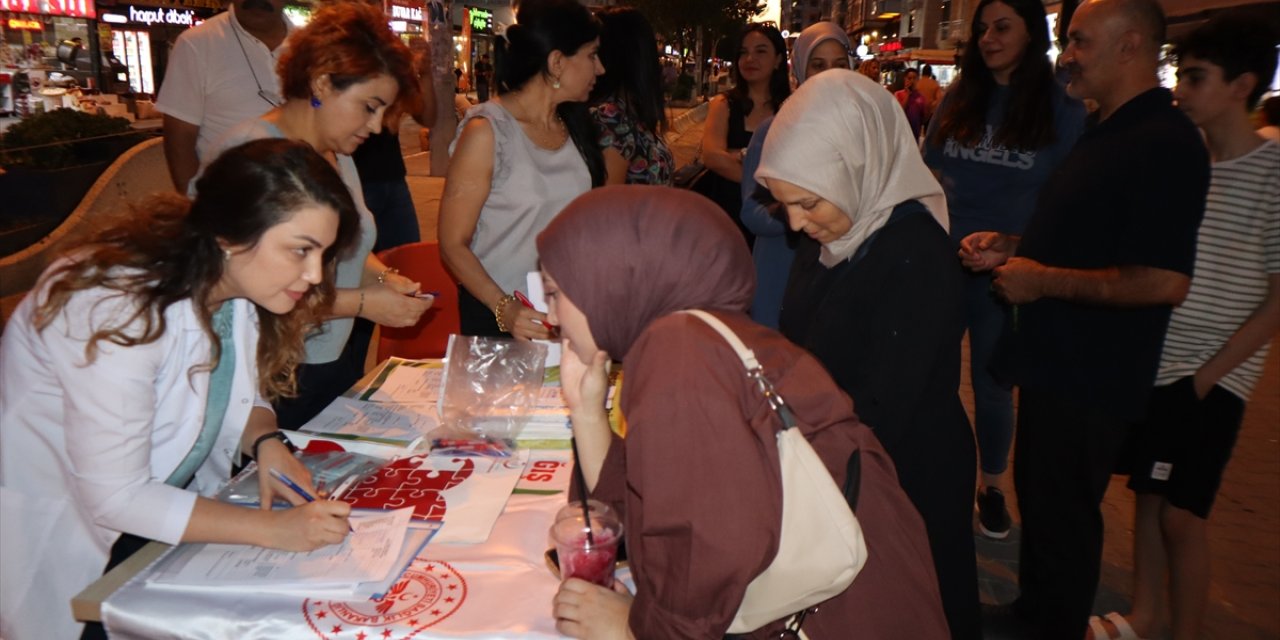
[
  {"left": 958, "top": 0, "right": 1209, "bottom": 637},
  {"left": 475, "top": 54, "right": 493, "bottom": 102}
]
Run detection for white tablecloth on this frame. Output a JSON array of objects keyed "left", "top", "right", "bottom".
[{"left": 102, "top": 452, "right": 573, "bottom": 639}]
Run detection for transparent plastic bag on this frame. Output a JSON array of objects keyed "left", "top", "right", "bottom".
[{"left": 440, "top": 336, "right": 548, "bottom": 448}]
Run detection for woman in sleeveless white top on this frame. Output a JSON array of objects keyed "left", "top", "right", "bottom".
[{"left": 439, "top": 0, "right": 605, "bottom": 339}]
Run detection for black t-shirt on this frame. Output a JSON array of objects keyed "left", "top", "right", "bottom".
[
  {"left": 1003, "top": 88, "right": 1209, "bottom": 419},
  {"left": 475, "top": 60, "right": 492, "bottom": 86}
]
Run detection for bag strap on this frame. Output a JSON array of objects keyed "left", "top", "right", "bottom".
[
  {"left": 678, "top": 310, "right": 860, "bottom": 511},
  {"left": 679, "top": 311, "right": 798, "bottom": 430}
]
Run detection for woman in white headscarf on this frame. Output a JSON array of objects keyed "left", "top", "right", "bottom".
[
  {"left": 756, "top": 68, "right": 982, "bottom": 640},
  {"left": 739, "top": 21, "right": 852, "bottom": 329}
]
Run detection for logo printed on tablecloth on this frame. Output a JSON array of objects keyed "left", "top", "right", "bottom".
[
  {"left": 303, "top": 559, "right": 467, "bottom": 639},
  {"left": 341, "top": 456, "right": 476, "bottom": 523}
]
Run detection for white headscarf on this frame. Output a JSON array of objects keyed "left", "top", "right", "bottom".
[
  {"left": 756, "top": 68, "right": 948, "bottom": 267},
  {"left": 791, "top": 22, "right": 853, "bottom": 85}
]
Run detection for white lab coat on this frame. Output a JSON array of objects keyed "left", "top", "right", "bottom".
[{"left": 0, "top": 275, "right": 267, "bottom": 640}]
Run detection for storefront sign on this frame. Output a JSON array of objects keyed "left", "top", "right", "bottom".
[
  {"left": 389, "top": 3, "right": 421, "bottom": 22},
  {"left": 6, "top": 16, "right": 42, "bottom": 29},
  {"left": 116, "top": 5, "right": 197, "bottom": 26},
  {"left": 879, "top": 41, "right": 903, "bottom": 52},
  {"left": 467, "top": 6, "right": 491, "bottom": 34},
  {"left": 1, "top": 0, "right": 95, "bottom": 19}
]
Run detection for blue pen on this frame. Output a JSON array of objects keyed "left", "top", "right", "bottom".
[
  {"left": 269, "top": 468, "right": 353, "bottom": 531},
  {"left": 268, "top": 468, "right": 316, "bottom": 502}
]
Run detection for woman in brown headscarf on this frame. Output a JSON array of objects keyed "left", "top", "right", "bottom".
[{"left": 540, "top": 185, "right": 948, "bottom": 639}]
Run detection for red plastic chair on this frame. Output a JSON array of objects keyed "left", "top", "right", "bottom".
[{"left": 375, "top": 241, "right": 459, "bottom": 361}]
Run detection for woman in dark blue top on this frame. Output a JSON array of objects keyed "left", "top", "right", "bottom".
[{"left": 923, "top": 0, "right": 1085, "bottom": 541}]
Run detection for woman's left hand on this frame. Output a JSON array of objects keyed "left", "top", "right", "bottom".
[
  {"left": 559, "top": 347, "right": 610, "bottom": 416},
  {"left": 552, "top": 578, "right": 635, "bottom": 640},
  {"left": 256, "top": 439, "right": 315, "bottom": 510}
]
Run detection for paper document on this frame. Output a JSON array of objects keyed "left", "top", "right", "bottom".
[
  {"left": 360, "top": 359, "right": 446, "bottom": 405},
  {"left": 300, "top": 396, "right": 441, "bottom": 446},
  {"left": 149, "top": 507, "right": 416, "bottom": 595}
]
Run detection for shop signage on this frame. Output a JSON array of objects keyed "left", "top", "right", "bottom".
[
  {"left": 120, "top": 4, "right": 197, "bottom": 25},
  {"left": 389, "top": 3, "right": 422, "bottom": 22},
  {"left": 1, "top": 0, "right": 95, "bottom": 19},
  {"left": 880, "top": 41, "right": 903, "bottom": 52},
  {"left": 6, "top": 17, "right": 42, "bottom": 29},
  {"left": 467, "top": 6, "right": 491, "bottom": 34}
]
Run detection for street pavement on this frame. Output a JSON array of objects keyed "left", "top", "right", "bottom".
[{"left": 394, "top": 105, "right": 1279, "bottom": 639}]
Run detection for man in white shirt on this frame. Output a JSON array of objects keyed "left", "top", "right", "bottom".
[{"left": 156, "top": 0, "right": 291, "bottom": 192}]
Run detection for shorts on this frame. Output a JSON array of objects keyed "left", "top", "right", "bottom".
[{"left": 1126, "top": 376, "right": 1245, "bottom": 519}]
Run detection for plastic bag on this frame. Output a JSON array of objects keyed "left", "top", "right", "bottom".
[{"left": 440, "top": 335, "right": 548, "bottom": 448}]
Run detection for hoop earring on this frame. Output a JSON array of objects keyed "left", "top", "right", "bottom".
[{"left": 310, "top": 95, "right": 322, "bottom": 108}]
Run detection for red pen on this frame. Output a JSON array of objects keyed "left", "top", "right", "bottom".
[{"left": 512, "top": 290, "right": 555, "bottom": 332}]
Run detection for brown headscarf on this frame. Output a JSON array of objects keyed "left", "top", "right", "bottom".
[{"left": 536, "top": 185, "right": 755, "bottom": 359}]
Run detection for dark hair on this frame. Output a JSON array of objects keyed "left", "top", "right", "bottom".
[
  {"left": 277, "top": 2, "right": 423, "bottom": 118},
  {"left": 35, "top": 139, "right": 361, "bottom": 400},
  {"left": 589, "top": 6, "right": 667, "bottom": 135},
  {"left": 496, "top": 0, "right": 606, "bottom": 186},
  {"left": 728, "top": 24, "right": 791, "bottom": 116},
  {"left": 1171, "top": 12, "right": 1279, "bottom": 109},
  {"left": 1265, "top": 95, "right": 1280, "bottom": 126},
  {"left": 929, "top": 0, "right": 1058, "bottom": 151},
  {"left": 921, "top": 63, "right": 934, "bottom": 77}
]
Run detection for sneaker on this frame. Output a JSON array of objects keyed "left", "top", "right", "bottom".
[{"left": 977, "top": 487, "right": 1012, "bottom": 540}]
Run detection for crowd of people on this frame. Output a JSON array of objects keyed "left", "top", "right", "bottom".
[{"left": 0, "top": 0, "right": 1276, "bottom": 638}]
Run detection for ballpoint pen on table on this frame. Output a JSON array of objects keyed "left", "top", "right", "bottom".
[{"left": 512, "top": 290, "right": 555, "bottom": 332}]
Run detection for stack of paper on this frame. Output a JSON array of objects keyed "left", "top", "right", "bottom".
[{"left": 147, "top": 508, "right": 434, "bottom": 600}]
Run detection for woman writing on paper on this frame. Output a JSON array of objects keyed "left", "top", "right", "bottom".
[
  {"left": 0, "top": 140, "right": 358, "bottom": 640},
  {"left": 203, "top": 2, "right": 432, "bottom": 428},
  {"left": 440, "top": 0, "right": 605, "bottom": 339},
  {"left": 541, "top": 186, "right": 947, "bottom": 639}
]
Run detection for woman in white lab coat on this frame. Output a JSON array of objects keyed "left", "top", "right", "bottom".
[{"left": 0, "top": 139, "right": 359, "bottom": 640}]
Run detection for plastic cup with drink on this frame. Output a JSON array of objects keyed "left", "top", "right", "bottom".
[{"left": 549, "top": 500, "right": 623, "bottom": 587}]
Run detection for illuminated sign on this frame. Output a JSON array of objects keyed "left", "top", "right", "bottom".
[
  {"left": 880, "top": 41, "right": 903, "bottom": 52},
  {"left": 1, "top": 0, "right": 95, "bottom": 19},
  {"left": 124, "top": 5, "right": 197, "bottom": 25},
  {"left": 7, "top": 17, "right": 42, "bottom": 29},
  {"left": 390, "top": 3, "right": 422, "bottom": 22},
  {"left": 467, "top": 6, "right": 491, "bottom": 34}
]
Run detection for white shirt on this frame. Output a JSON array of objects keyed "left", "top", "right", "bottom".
[
  {"left": 0, "top": 270, "right": 266, "bottom": 639},
  {"left": 154, "top": 5, "right": 290, "bottom": 165}
]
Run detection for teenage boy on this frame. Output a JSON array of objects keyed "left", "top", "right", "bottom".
[{"left": 1088, "top": 14, "right": 1279, "bottom": 640}]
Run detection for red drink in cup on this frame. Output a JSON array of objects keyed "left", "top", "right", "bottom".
[{"left": 550, "top": 511, "right": 623, "bottom": 587}]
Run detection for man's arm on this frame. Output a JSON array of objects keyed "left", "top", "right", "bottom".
[
  {"left": 163, "top": 115, "right": 201, "bottom": 193},
  {"left": 993, "top": 259, "right": 1191, "bottom": 307}
]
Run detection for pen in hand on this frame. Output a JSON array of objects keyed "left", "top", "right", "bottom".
[
  {"left": 269, "top": 468, "right": 352, "bottom": 531},
  {"left": 269, "top": 468, "right": 316, "bottom": 502},
  {"left": 512, "top": 290, "right": 555, "bottom": 332}
]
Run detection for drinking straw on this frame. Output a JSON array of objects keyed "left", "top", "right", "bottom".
[{"left": 570, "top": 436, "right": 596, "bottom": 545}]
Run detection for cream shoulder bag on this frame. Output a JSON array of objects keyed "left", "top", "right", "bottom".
[{"left": 678, "top": 311, "right": 869, "bottom": 634}]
